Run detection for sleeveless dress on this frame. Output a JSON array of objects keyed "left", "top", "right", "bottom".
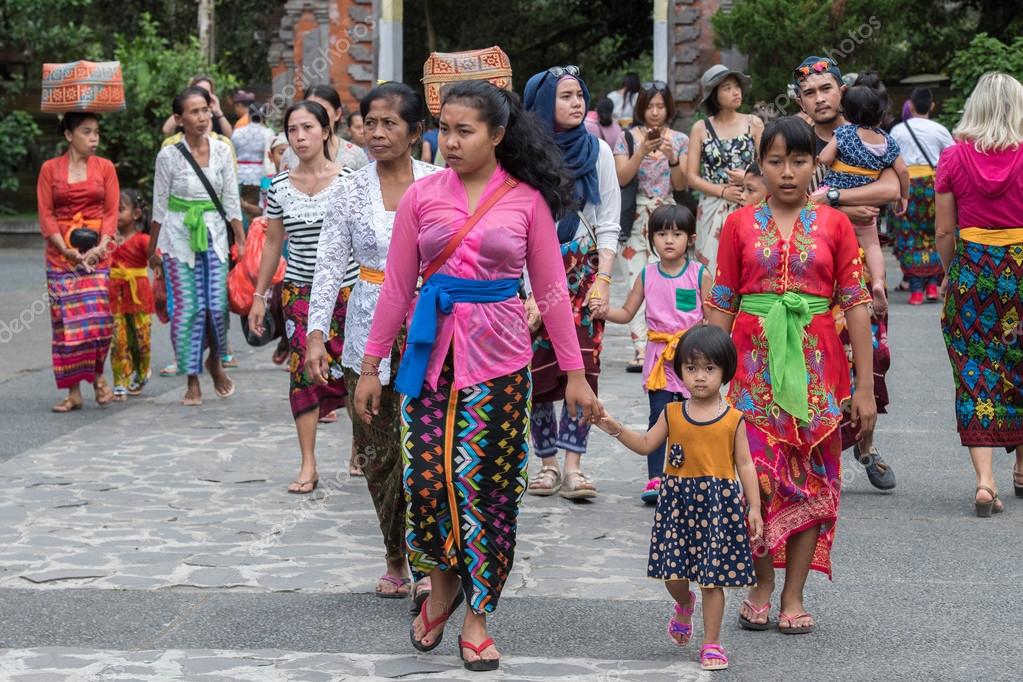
[
  {"left": 641, "top": 259, "right": 705, "bottom": 395},
  {"left": 647, "top": 402, "right": 755, "bottom": 587},
  {"left": 694, "top": 121, "right": 756, "bottom": 281}
]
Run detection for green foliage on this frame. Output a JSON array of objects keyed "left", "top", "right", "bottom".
[
  {"left": 100, "top": 14, "right": 236, "bottom": 194},
  {"left": 0, "top": 111, "right": 42, "bottom": 203},
  {"left": 940, "top": 33, "right": 1023, "bottom": 129},
  {"left": 713, "top": 0, "right": 1023, "bottom": 113},
  {"left": 403, "top": 0, "right": 653, "bottom": 101}
]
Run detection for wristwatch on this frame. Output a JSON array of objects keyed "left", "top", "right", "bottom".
[{"left": 826, "top": 188, "right": 841, "bottom": 207}]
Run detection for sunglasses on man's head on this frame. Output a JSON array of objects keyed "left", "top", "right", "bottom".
[
  {"left": 795, "top": 59, "right": 836, "bottom": 77},
  {"left": 643, "top": 80, "right": 668, "bottom": 91},
  {"left": 547, "top": 65, "right": 580, "bottom": 78}
]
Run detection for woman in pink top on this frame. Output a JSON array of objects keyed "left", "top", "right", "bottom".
[
  {"left": 935, "top": 72, "right": 1023, "bottom": 516},
  {"left": 355, "top": 81, "right": 600, "bottom": 671}
]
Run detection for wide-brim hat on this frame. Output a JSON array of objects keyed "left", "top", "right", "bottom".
[{"left": 701, "top": 64, "right": 752, "bottom": 103}]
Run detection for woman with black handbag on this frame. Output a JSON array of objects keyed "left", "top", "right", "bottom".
[
  {"left": 38, "top": 112, "right": 120, "bottom": 412},
  {"left": 148, "top": 86, "right": 245, "bottom": 405}
]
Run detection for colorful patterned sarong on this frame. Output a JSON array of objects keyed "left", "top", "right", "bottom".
[
  {"left": 402, "top": 357, "right": 531, "bottom": 614},
  {"left": 163, "top": 250, "right": 228, "bottom": 376},
  {"left": 747, "top": 426, "right": 842, "bottom": 579},
  {"left": 941, "top": 239, "right": 1023, "bottom": 447},
  {"left": 891, "top": 170, "right": 943, "bottom": 292},
  {"left": 47, "top": 269, "right": 113, "bottom": 389},
  {"left": 281, "top": 281, "right": 348, "bottom": 418},
  {"left": 111, "top": 312, "right": 151, "bottom": 392}
]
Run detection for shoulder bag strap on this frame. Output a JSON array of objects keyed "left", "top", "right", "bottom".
[
  {"left": 422, "top": 177, "right": 519, "bottom": 282},
  {"left": 903, "top": 120, "right": 935, "bottom": 169},
  {"left": 704, "top": 117, "right": 726, "bottom": 157},
  {"left": 175, "top": 141, "right": 231, "bottom": 225}
]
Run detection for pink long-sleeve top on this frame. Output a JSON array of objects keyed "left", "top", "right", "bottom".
[{"left": 364, "top": 164, "right": 584, "bottom": 392}]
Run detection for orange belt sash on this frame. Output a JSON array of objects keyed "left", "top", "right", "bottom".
[
  {"left": 830, "top": 160, "right": 881, "bottom": 180},
  {"left": 959, "top": 227, "right": 1023, "bottom": 247},
  {"left": 359, "top": 266, "right": 385, "bottom": 285},
  {"left": 58, "top": 212, "right": 102, "bottom": 250}
]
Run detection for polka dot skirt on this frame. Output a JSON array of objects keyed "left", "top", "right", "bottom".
[{"left": 647, "top": 474, "right": 756, "bottom": 587}]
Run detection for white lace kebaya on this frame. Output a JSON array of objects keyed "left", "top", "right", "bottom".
[{"left": 308, "top": 159, "right": 441, "bottom": 385}]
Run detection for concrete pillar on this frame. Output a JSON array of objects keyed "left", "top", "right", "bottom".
[
  {"left": 378, "top": 0, "right": 403, "bottom": 82},
  {"left": 653, "top": 0, "right": 668, "bottom": 83}
]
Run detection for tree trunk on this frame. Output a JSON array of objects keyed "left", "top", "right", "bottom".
[
  {"left": 424, "top": 0, "right": 436, "bottom": 54},
  {"left": 198, "top": 0, "right": 215, "bottom": 63}
]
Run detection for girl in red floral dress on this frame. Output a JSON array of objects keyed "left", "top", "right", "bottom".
[{"left": 705, "top": 117, "right": 876, "bottom": 635}]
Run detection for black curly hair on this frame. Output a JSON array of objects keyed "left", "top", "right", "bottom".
[{"left": 440, "top": 80, "right": 574, "bottom": 218}]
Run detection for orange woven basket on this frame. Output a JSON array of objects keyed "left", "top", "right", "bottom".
[
  {"left": 422, "top": 47, "right": 512, "bottom": 116},
  {"left": 41, "top": 61, "right": 126, "bottom": 113}
]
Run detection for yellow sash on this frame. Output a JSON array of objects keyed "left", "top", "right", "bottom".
[
  {"left": 831, "top": 160, "right": 881, "bottom": 180},
  {"left": 908, "top": 164, "right": 934, "bottom": 179},
  {"left": 359, "top": 266, "right": 385, "bottom": 285},
  {"left": 110, "top": 266, "right": 149, "bottom": 304},
  {"left": 645, "top": 329, "right": 688, "bottom": 391},
  {"left": 959, "top": 227, "right": 1023, "bottom": 247}
]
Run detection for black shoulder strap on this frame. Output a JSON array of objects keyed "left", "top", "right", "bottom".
[
  {"left": 174, "top": 141, "right": 230, "bottom": 224},
  {"left": 903, "top": 120, "right": 934, "bottom": 169},
  {"left": 704, "top": 117, "right": 725, "bottom": 156}
]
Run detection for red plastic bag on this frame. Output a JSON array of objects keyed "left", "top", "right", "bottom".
[
  {"left": 153, "top": 273, "right": 169, "bottom": 323},
  {"left": 228, "top": 216, "right": 286, "bottom": 315}
]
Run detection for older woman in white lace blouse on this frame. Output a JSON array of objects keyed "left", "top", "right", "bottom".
[{"left": 306, "top": 82, "right": 441, "bottom": 606}]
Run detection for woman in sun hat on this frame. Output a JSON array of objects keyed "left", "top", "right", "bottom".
[{"left": 686, "top": 64, "right": 762, "bottom": 281}]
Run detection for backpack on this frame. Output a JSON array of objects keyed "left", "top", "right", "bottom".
[{"left": 618, "top": 129, "right": 638, "bottom": 242}]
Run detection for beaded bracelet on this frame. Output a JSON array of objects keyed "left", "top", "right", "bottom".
[{"left": 595, "top": 273, "right": 612, "bottom": 284}]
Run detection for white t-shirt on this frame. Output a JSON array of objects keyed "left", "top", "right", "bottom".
[
  {"left": 890, "top": 118, "right": 954, "bottom": 168},
  {"left": 607, "top": 89, "right": 638, "bottom": 123}
]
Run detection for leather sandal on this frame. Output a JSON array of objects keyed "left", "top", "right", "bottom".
[
  {"left": 527, "top": 466, "right": 562, "bottom": 497},
  {"left": 975, "top": 485, "right": 1004, "bottom": 517},
  {"left": 93, "top": 377, "right": 113, "bottom": 405},
  {"left": 1013, "top": 467, "right": 1023, "bottom": 498},
  {"left": 51, "top": 396, "right": 83, "bottom": 413},
  {"left": 560, "top": 470, "right": 597, "bottom": 500}
]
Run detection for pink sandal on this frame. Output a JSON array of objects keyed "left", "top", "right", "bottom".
[
  {"left": 667, "top": 590, "right": 696, "bottom": 646},
  {"left": 778, "top": 611, "right": 816, "bottom": 634},
  {"left": 737, "top": 598, "right": 771, "bottom": 630},
  {"left": 700, "top": 643, "right": 729, "bottom": 670},
  {"left": 375, "top": 574, "right": 410, "bottom": 599}
]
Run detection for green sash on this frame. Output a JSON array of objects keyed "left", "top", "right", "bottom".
[
  {"left": 167, "top": 195, "right": 215, "bottom": 253},
  {"left": 739, "top": 292, "right": 831, "bottom": 422}
]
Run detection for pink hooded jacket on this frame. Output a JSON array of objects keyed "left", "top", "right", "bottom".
[{"left": 935, "top": 141, "right": 1023, "bottom": 227}]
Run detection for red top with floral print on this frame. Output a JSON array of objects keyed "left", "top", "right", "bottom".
[{"left": 707, "top": 200, "right": 870, "bottom": 450}]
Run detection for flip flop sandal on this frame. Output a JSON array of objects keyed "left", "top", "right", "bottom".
[
  {"left": 700, "top": 643, "right": 729, "bottom": 670},
  {"left": 854, "top": 444, "right": 896, "bottom": 491},
  {"left": 778, "top": 612, "right": 815, "bottom": 635},
  {"left": 1013, "top": 468, "right": 1023, "bottom": 498},
  {"left": 180, "top": 394, "right": 203, "bottom": 406},
  {"left": 51, "top": 397, "right": 83, "bottom": 413},
  {"left": 625, "top": 356, "right": 644, "bottom": 374},
  {"left": 667, "top": 590, "right": 696, "bottom": 646},
  {"left": 459, "top": 635, "right": 500, "bottom": 672},
  {"left": 410, "top": 590, "right": 465, "bottom": 652},
  {"left": 159, "top": 363, "right": 179, "bottom": 377},
  {"left": 975, "top": 485, "right": 1004, "bottom": 517},
  {"left": 222, "top": 354, "right": 239, "bottom": 368},
  {"left": 375, "top": 574, "right": 411, "bottom": 599},
  {"left": 737, "top": 598, "right": 772, "bottom": 630},
  {"left": 410, "top": 580, "right": 432, "bottom": 614},
  {"left": 560, "top": 470, "right": 597, "bottom": 500},
  {"left": 319, "top": 411, "right": 339, "bottom": 424},
  {"left": 214, "top": 379, "right": 236, "bottom": 399},
  {"left": 287, "top": 478, "right": 319, "bottom": 494},
  {"left": 527, "top": 466, "right": 562, "bottom": 497}
]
